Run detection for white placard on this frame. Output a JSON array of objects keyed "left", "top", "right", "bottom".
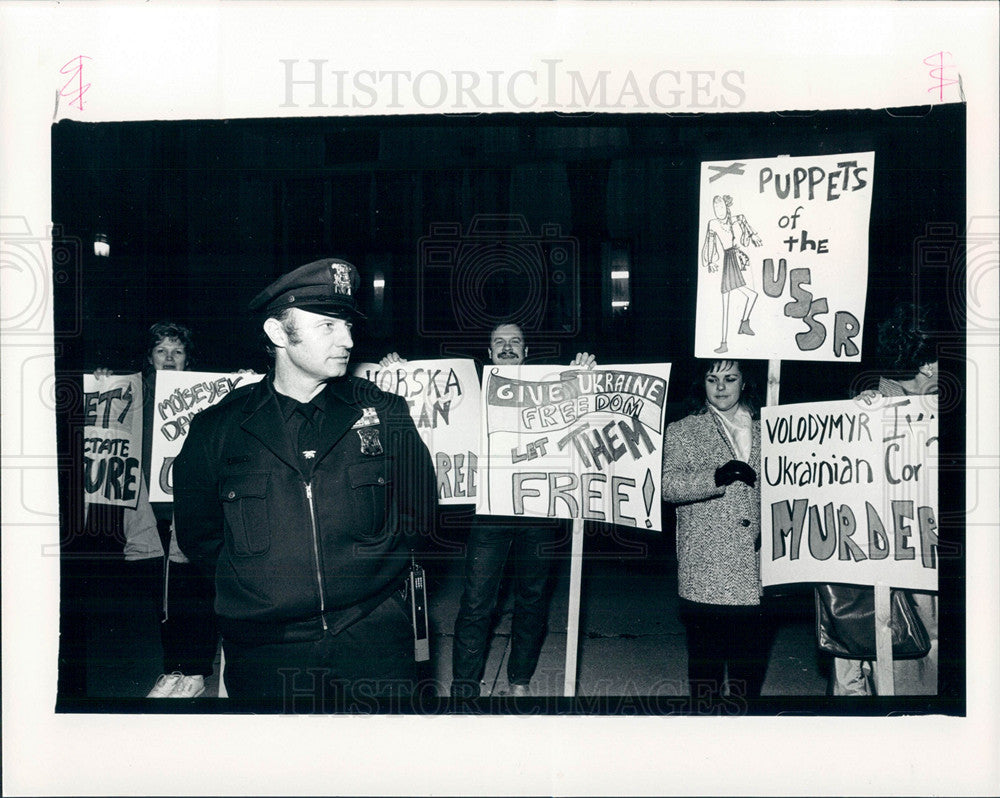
[
  {"left": 148, "top": 370, "right": 263, "bottom": 502},
  {"left": 81, "top": 372, "right": 143, "bottom": 509},
  {"left": 695, "top": 152, "right": 875, "bottom": 361},
  {"left": 353, "top": 359, "right": 481, "bottom": 504},
  {"left": 478, "top": 363, "right": 671, "bottom": 531},
  {"left": 761, "top": 397, "right": 939, "bottom": 591}
]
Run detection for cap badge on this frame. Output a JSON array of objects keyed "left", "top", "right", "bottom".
[{"left": 331, "top": 262, "right": 352, "bottom": 296}]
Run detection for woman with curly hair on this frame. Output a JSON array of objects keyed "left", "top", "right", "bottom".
[
  {"left": 92, "top": 322, "right": 218, "bottom": 698},
  {"left": 661, "top": 359, "right": 772, "bottom": 698},
  {"left": 138, "top": 322, "right": 222, "bottom": 698},
  {"left": 874, "top": 303, "right": 939, "bottom": 396}
]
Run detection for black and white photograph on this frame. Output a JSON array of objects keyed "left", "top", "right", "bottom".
[
  {"left": 2, "top": 2, "right": 998, "bottom": 796},
  {"left": 50, "top": 105, "right": 966, "bottom": 711}
]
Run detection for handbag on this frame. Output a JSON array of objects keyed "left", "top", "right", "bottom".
[{"left": 815, "top": 583, "right": 931, "bottom": 660}]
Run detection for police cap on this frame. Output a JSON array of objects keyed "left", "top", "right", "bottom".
[{"left": 249, "top": 258, "right": 365, "bottom": 319}]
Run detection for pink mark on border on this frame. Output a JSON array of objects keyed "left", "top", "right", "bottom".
[
  {"left": 59, "top": 56, "right": 92, "bottom": 111},
  {"left": 923, "top": 52, "right": 958, "bottom": 102}
]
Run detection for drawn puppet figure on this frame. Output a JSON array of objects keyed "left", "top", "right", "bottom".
[{"left": 701, "top": 194, "right": 763, "bottom": 354}]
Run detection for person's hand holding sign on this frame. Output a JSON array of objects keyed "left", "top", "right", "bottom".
[{"left": 855, "top": 389, "right": 883, "bottom": 406}]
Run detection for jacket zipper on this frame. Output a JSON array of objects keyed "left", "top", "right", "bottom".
[{"left": 304, "top": 482, "right": 328, "bottom": 631}]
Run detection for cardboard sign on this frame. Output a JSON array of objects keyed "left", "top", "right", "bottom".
[
  {"left": 82, "top": 373, "right": 144, "bottom": 508},
  {"left": 353, "top": 359, "right": 482, "bottom": 505},
  {"left": 761, "top": 397, "right": 939, "bottom": 591},
  {"left": 149, "top": 370, "right": 263, "bottom": 501},
  {"left": 695, "top": 152, "right": 875, "bottom": 361},
  {"left": 478, "top": 364, "right": 672, "bottom": 530}
]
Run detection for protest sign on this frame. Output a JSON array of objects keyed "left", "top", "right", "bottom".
[
  {"left": 354, "top": 359, "right": 481, "bottom": 504},
  {"left": 761, "top": 397, "right": 939, "bottom": 591},
  {"left": 695, "top": 152, "right": 875, "bottom": 361},
  {"left": 478, "top": 364, "right": 671, "bottom": 530},
  {"left": 148, "top": 370, "right": 263, "bottom": 501},
  {"left": 82, "top": 373, "right": 144, "bottom": 508}
]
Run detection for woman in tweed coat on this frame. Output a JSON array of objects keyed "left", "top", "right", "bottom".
[{"left": 661, "top": 359, "right": 770, "bottom": 699}]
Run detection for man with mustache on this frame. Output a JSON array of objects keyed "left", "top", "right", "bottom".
[
  {"left": 456, "top": 323, "right": 595, "bottom": 696},
  {"left": 174, "top": 259, "right": 437, "bottom": 704},
  {"left": 386, "top": 322, "right": 594, "bottom": 697}
]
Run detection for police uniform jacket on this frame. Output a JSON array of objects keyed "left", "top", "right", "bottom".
[
  {"left": 661, "top": 409, "right": 762, "bottom": 607},
  {"left": 174, "top": 373, "right": 436, "bottom": 643}
]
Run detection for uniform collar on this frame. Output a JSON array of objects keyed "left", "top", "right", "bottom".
[
  {"left": 239, "top": 374, "right": 364, "bottom": 473},
  {"left": 245, "top": 372, "right": 346, "bottom": 415},
  {"left": 273, "top": 382, "right": 329, "bottom": 422}
]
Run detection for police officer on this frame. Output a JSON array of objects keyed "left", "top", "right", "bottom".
[{"left": 174, "top": 259, "right": 436, "bottom": 704}]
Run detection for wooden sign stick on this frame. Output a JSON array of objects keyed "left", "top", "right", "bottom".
[
  {"left": 217, "top": 646, "right": 228, "bottom": 698},
  {"left": 872, "top": 581, "right": 895, "bottom": 695},
  {"left": 563, "top": 516, "right": 585, "bottom": 697},
  {"left": 766, "top": 358, "right": 781, "bottom": 407}
]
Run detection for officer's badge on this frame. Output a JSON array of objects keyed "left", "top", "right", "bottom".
[
  {"left": 330, "top": 262, "right": 352, "bottom": 296},
  {"left": 351, "top": 407, "right": 380, "bottom": 428},
  {"left": 357, "top": 426, "right": 384, "bottom": 456}
]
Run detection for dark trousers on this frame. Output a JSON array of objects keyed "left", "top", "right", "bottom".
[
  {"left": 222, "top": 591, "right": 416, "bottom": 705},
  {"left": 85, "top": 557, "right": 165, "bottom": 697},
  {"left": 679, "top": 598, "right": 772, "bottom": 699},
  {"left": 161, "top": 560, "right": 218, "bottom": 676},
  {"left": 451, "top": 522, "right": 553, "bottom": 696}
]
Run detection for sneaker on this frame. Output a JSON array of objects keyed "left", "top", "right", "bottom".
[
  {"left": 147, "top": 672, "right": 184, "bottom": 698},
  {"left": 510, "top": 683, "right": 531, "bottom": 697},
  {"left": 168, "top": 674, "right": 205, "bottom": 698}
]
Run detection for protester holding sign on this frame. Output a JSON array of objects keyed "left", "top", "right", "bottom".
[
  {"left": 381, "top": 324, "right": 596, "bottom": 697},
  {"left": 661, "top": 359, "right": 771, "bottom": 699},
  {"left": 89, "top": 322, "right": 222, "bottom": 698},
  {"left": 460, "top": 325, "right": 595, "bottom": 697},
  {"left": 80, "top": 321, "right": 218, "bottom": 698},
  {"left": 141, "top": 323, "right": 198, "bottom": 561},
  {"left": 821, "top": 303, "right": 939, "bottom": 696},
  {"left": 139, "top": 322, "right": 226, "bottom": 698}
]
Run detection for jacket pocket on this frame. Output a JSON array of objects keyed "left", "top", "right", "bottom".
[
  {"left": 348, "top": 457, "right": 393, "bottom": 538},
  {"left": 220, "top": 473, "right": 271, "bottom": 556}
]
